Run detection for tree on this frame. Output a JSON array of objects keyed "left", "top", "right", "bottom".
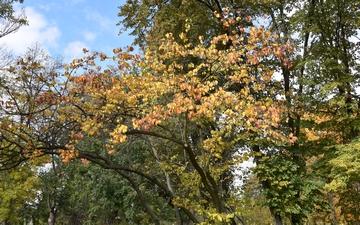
[
  {"left": 323, "top": 139, "right": 360, "bottom": 224},
  {"left": 0, "top": 162, "right": 40, "bottom": 224},
  {"left": 0, "top": 19, "right": 294, "bottom": 224},
  {"left": 117, "top": 0, "right": 265, "bottom": 49},
  {"left": 298, "top": 0, "right": 360, "bottom": 223},
  {"left": 0, "top": 0, "right": 27, "bottom": 38},
  {"left": 117, "top": 0, "right": 330, "bottom": 224},
  {"left": 0, "top": 44, "right": 70, "bottom": 225},
  {"left": 241, "top": 174, "right": 274, "bottom": 225},
  {"left": 0, "top": 43, "right": 67, "bottom": 170},
  {"left": 39, "top": 137, "right": 176, "bottom": 225},
  {"left": 118, "top": 0, "right": 360, "bottom": 223},
  {"left": 57, "top": 25, "right": 294, "bottom": 223}
]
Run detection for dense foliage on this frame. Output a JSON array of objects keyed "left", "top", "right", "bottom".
[{"left": 0, "top": 0, "right": 359, "bottom": 224}]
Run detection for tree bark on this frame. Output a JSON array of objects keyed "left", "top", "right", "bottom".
[
  {"left": 48, "top": 206, "right": 56, "bottom": 225},
  {"left": 355, "top": 215, "right": 360, "bottom": 225},
  {"left": 327, "top": 193, "right": 338, "bottom": 225},
  {"left": 274, "top": 214, "right": 283, "bottom": 225}
]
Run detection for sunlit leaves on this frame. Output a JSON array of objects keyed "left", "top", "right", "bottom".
[
  {"left": 325, "top": 139, "right": 360, "bottom": 192},
  {"left": 0, "top": 163, "right": 40, "bottom": 223}
]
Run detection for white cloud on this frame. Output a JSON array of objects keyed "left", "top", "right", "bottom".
[
  {"left": 64, "top": 41, "right": 88, "bottom": 62},
  {"left": 85, "top": 8, "right": 112, "bottom": 30},
  {"left": 37, "top": 4, "right": 51, "bottom": 11},
  {"left": 1, "top": 7, "right": 61, "bottom": 55},
  {"left": 83, "top": 30, "right": 97, "bottom": 41}
]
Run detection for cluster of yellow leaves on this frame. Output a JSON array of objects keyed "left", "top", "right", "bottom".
[{"left": 59, "top": 149, "right": 79, "bottom": 163}]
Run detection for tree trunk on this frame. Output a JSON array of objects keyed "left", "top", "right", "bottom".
[
  {"left": 327, "top": 193, "right": 338, "bottom": 225},
  {"left": 174, "top": 206, "right": 183, "bottom": 225},
  {"left": 291, "top": 216, "right": 301, "bottom": 225},
  {"left": 274, "top": 214, "right": 283, "bottom": 225},
  {"left": 355, "top": 216, "right": 360, "bottom": 225},
  {"left": 312, "top": 215, "right": 317, "bottom": 225},
  {"left": 48, "top": 207, "right": 56, "bottom": 225},
  {"left": 354, "top": 204, "right": 360, "bottom": 225}
]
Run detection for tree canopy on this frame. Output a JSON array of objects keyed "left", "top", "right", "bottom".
[{"left": 0, "top": 0, "right": 359, "bottom": 224}]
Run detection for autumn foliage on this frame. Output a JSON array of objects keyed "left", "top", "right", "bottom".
[
  {"left": 47, "top": 23, "right": 297, "bottom": 221},
  {"left": 1, "top": 0, "right": 360, "bottom": 224}
]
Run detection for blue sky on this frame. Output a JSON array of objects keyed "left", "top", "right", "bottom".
[{"left": 1, "top": 0, "right": 134, "bottom": 63}]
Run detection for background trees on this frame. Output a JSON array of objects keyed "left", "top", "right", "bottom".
[{"left": 0, "top": 163, "right": 40, "bottom": 224}]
